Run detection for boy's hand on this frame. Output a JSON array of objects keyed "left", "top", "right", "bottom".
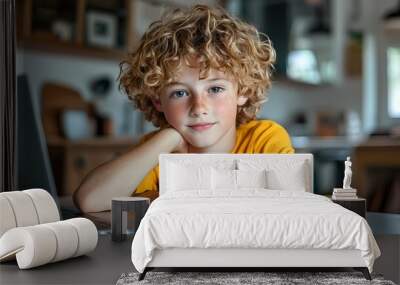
[
  {"left": 160, "top": 128, "right": 189, "bottom": 153},
  {"left": 173, "top": 134, "right": 189, "bottom": 153}
]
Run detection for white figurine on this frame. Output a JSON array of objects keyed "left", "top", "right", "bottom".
[{"left": 343, "top": 156, "right": 353, "bottom": 189}]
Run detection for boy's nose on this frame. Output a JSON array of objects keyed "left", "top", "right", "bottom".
[{"left": 189, "top": 95, "right": 209, "bottom": 117}]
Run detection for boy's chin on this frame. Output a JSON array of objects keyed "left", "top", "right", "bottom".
[{"left": 185, "top": 137, "right": 217, "bottom": 151}]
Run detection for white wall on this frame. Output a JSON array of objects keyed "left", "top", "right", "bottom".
[
  {"left": 19, "top": 49, "right": 142, "bottom": 136},
  {"left": 259, "top": 78, "right": 362, "bottom": 135}
]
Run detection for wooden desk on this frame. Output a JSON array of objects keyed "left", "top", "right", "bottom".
[
  {"left": 0, "top": 234, "right": 134, "bottom": 284},
  {"left": 47, "top": 137, "right": 137, "bottom": 196},
  {"left": 353, "top": 137, "right": 400, "bottom": 213}
]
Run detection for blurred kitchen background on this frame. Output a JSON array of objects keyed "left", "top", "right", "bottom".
[{"left": 13, "top": 0, "right": 399, "bottom": 282}]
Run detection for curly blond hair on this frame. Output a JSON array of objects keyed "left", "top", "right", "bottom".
[{"left": 119, "top": 4, "right": 276, "bottom": 128}]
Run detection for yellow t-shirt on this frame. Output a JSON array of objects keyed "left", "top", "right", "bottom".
[{"left": 133, "top": 120, "right": 294, "bottom": 197}]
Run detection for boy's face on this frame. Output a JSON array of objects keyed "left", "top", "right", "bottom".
[{"left": 152, "top": 62, "right": 247, "bottom": 152}]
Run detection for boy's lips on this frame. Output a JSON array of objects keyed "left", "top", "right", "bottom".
[{"left": 187, "top": 122, "right": 217, "bottom": 131}]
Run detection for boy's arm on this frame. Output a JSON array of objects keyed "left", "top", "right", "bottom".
[
  {"left": 132, "top": 189, "right": 159, "bottom": 202},
  {"left": 73, "top": 128, "right": 185, "bottom": 213}
]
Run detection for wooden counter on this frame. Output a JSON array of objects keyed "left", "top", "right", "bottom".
[{"left": 47, "top": 136, "right": 137, "bottom": 196}]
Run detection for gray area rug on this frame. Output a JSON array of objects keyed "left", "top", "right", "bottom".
[{"left": 117, "top": 271, "right": 396, "bottom": 285}]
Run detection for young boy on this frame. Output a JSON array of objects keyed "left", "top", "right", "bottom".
[{"left": 74, "top": 5, "right": 294, "bottom": 213}]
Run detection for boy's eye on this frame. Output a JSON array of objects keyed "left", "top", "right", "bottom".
[
  {"left": 209, "top": 86, "right": 225, "bottom": 94},
  {"left": 170, "top": 90, "right": 188, "bottom": 98}
]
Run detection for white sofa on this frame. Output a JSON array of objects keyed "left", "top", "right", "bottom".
[{"left": 0, "top": 189, "right": 98, "bottom": 269}]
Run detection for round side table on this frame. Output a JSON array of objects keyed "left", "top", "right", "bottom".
[{"left": 111, "top": 197, "right": 150, "bottom": 242}]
